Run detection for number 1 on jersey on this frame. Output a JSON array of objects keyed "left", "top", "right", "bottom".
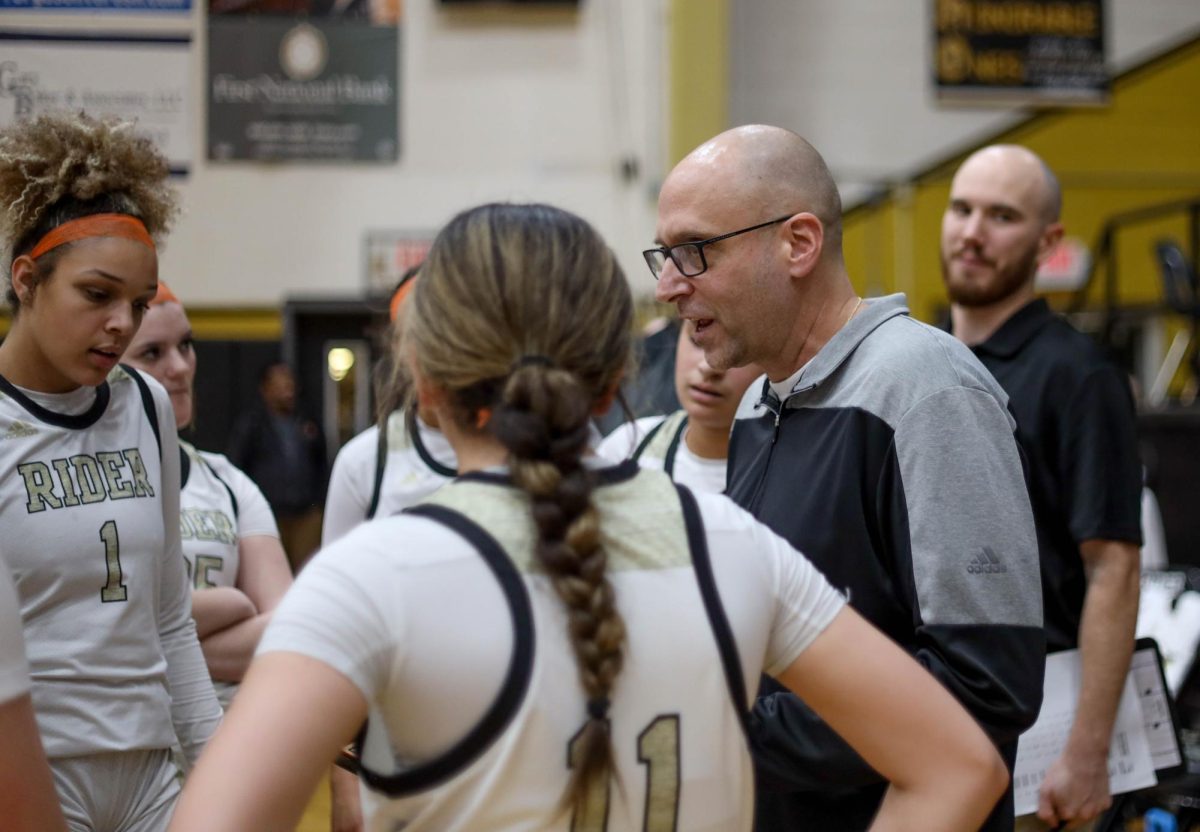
[
  {"left": 569, "top": 714, "right": 680, "bottom": 832},
  {"left": 99, "top": 519, "right": 127, "bottom": 603}
]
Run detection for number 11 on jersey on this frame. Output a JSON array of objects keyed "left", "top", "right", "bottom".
[{"left": 569, "top": 714, "right": 680, "bottom": 832}]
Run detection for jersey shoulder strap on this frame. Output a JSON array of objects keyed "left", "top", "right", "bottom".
[
  {"left": 634, "top": 410, "right": 688, "bottom": 466},
  {"left": 366, "top": 420, "right": 390, "bottom": 520},
  {"left": 197, "top": 452, "right": 240, "bottom": 520},
  {"left": 673, "top": 482, "right": 750, "bottom": 740},
  {"left": 121, "top": 364, "right": 162, "bottom": 460},
  {"left": 353, "top": 502, "right": 535, "bottom": 796}
]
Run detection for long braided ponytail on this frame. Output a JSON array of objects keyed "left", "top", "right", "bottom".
[{"left": 402, "top": 203, "right": 633, "bottom": 817}]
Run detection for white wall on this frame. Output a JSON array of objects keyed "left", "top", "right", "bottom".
[
  {"left": 729, "top": 0, "right": 1200, "bottom": 207},
  {"left": 8, "top": 1, "right": 1199, "bottom": 305},
  {"left": 2, "top": 0, "right": 668, "bottom": 304}
]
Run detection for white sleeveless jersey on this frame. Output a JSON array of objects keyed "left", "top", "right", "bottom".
[
  {"left": 0, "top": 367, "right": 220, "bottom": 760},
  {"left": 179, "top": 440, "right": 279, "bottom": 707},
  {"left": 179, "top": 441, "right": 279, "bottom": 590},
  {"left": 261, "top": 462, "right": 844, "bottom": 831},
  {"left": 598, "top": 412, "right": 728, "bottom": 495},
  {"left": 322, "top": 409, "right": 456, "bottom": 546}
]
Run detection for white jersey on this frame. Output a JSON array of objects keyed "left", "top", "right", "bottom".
[
  {"left": 0, "top": 558, "right": 29, "bottom": 705},
  {"left": 0, "top": 366, "right": 221, "bottom": 762},
  {"left": 598, "top": 412, "right": 728, "bottom": 494},
  {"left": 322, "top": 409, "right": 456, "bottom": 546},
  {"left": 179, "top": 440, "right": 279, "bottom": 707},
  {"left": 179, "top": 441, "right": 279, "bottom": 590},
  {"left": 261, "top": 462, "right": 844, "bottom": 831}
]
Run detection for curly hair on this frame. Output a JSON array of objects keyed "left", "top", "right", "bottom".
[
  {"left": 403, "top": 203, "right": 633, "bottom": 820},
  {"left": 0, "top": 112, "right": 178, "bottom": 308}
]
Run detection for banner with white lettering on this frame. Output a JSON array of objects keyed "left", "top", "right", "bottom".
[
  {"left": 0, "top": 32, "right": 191, "bottom": 173},
  {"left": 207, "top": 17, "right": 398, "bottom": 162}
]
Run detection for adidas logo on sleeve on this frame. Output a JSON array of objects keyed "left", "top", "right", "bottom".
[{"left": 967, "top": 546, "right": 1008, "bottom": 574}]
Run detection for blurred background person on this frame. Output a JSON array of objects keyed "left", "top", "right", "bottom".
[{"left": 229, "top": 361, "right": 328, "bottom": 573}]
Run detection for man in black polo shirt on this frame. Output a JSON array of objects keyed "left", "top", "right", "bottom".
[{"left": 943, "top": 144, "right": 1143, "bottom": 830}]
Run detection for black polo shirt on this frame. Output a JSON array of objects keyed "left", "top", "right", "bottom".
[{"left": 968, "top": 299, "right": 1142, "bottom": 652}]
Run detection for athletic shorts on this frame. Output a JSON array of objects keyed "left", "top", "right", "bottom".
[{"left": 51, "top": 748, "right": 181, "bottom": 832}]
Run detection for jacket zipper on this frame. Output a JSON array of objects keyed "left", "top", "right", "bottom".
[{"left": 746, "top": 394, "right": 784, "bottom": 513}]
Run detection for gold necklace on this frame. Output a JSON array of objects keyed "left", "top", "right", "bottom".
[{"left": 844, "top": 296, "right": 863, "bottom": 328}]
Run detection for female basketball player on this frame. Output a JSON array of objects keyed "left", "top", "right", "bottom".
[
  {"left": 123, "top": 284, "right": 292, "bottom": 708},
  {"left": 170, "top": 203, "right": 1007, "bottom": 832},
  {"left": 0, "top": 113, "right": 221, "bottom": 830},
  {"left": 0, "top": 560, "right": 68, "bottom": 832},
  {"left": 598, "top": 319, "right": 760, "bottom": 493}
]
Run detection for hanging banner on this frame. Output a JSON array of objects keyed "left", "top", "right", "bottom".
[
  {"left": 207, "top": 13, "right": 399, "bottom": 162},
  {"left": 0, "top": 32, "right": 191, "bottom": 173},
  {"left": 933, "top": 0, "right": 1108, "bottom": 105},
  {"left": 0, "top": 0, "right": 189, "bottom": 10}
]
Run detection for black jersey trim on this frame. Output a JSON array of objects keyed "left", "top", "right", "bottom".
[
  {"left": 179, "top": 446, "right": 239, "bottom": 518},
  {"left": 675, "top": 483, "right": 751, "bottom": 741},
  {"left": 631, "top": 413, "right": 688, "bottom": 476},
  {"left": 459, "top": 458, "right": 640, "bottom": 488},
  {"left": 354, "top": 503, "right": 536, "bottom": 796},
  {"left": 661, "top": 415, "right": 688, "bottom": 477},
  {"left": 0, "top": 372, "right": 111, "bottom": 429},
  {"left": 631, "top": 417, "right": 666, "bottom": 461},
  {"left": 366, "top": 418, "right": 390, "bottom": 520},
  {"left": 407, "top": 408, "right": 457, "bottom": 478},
  {"left": 200, "top": 454, "right": 240, "bottom": 519},
  {"left": 123, "top": 365, "right": 162, "bottom": 459}
]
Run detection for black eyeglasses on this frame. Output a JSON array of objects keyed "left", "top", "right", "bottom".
[{"left": 643, "top": 213, "right": 795, "bottom": 279}]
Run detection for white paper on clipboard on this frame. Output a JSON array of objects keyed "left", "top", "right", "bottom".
[{"left": 1013, "top": 649, "right": 1157, "bottom": 817}]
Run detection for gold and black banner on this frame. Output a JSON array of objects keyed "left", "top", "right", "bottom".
[{"left": 933, "top": 0, "right": 1107, "bottom": 105}]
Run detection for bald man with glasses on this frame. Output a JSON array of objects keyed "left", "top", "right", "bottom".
[{"left": 650, "top": 125, "right": 1046, "bottom": 832}]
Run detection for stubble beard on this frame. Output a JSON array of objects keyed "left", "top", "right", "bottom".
[{"left": 941, "top": 242, "right": 1040, "bottom": 309}]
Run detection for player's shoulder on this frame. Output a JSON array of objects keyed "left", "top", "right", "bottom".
[
  {"left": 109, "top": 364, "right": 172, "bottom": 411},
  {"left": 332, "top": 423, "right": 382, "bottom": 469},
  {"left": 194, "top": 448, "right": 256, "bottom": 487},
  {"left": 319, "top": 509, "right": 481, "bottom": 570},
  {"left": 597, "top": 415, "right": 668, "bottom": 461}
]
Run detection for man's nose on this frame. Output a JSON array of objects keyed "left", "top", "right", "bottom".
[{"left": 654, "top": 257, "right": 691, "bottom": 304}]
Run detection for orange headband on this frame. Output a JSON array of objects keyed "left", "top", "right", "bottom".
[
  {"left": 29, "top": 214, "right": 155, "bottom": 260},
  {"left": 389, "top": 274, "right": 418, "bottom": 322},
  {"left": 150, "top": 281, "right": 180, "bottom": 306}
]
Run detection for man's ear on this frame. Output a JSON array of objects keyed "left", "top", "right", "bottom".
[
  {"left": 10, "top": 255, "right": 37, "bottom": 306},
  {"left": 1036, "top": 222, "right": 1065, "bottom": 264},
  {"left": 781, "top": 213, "right": 824, "bottom": 278}
]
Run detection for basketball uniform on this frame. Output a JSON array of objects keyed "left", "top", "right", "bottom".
[
  {"left": 178, "top": 440, "right": 279, "bottom": 707},
  {"left": 0, "top": 366, "right": 221, "bottom": 829},
  {"left": 260, "top": 461, "right": 844, "bottom": 831},
  {"left": 598, "top": 411, "right": 728, "bottom": 494},
  {"left": 322, "top": 409, "right": 457, "bottom": 545}
]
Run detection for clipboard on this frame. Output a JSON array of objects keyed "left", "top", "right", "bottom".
[
  {"left": 1131, "top": 637, "right": 1186, "bottom": 783},
  {"left": 1014, "top": 637, "right": 1185, "bottom": 816}
]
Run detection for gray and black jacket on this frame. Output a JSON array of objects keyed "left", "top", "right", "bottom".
[{"left": 728, "top": 294, "right": 1045, "bottom": 831}]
